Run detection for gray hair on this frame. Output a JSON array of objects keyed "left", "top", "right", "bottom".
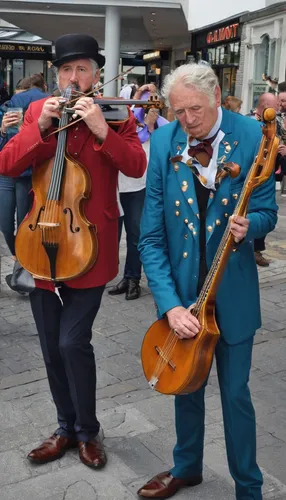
[
  {"left": 55, "top": 58, "right": 99, "bottom": 83},
  {"left": 162, "top": 64, "right": 219, "bottom": 107}
]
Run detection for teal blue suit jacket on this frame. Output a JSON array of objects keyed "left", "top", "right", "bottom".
[{"left": 139, "top": 109, "right": 278, "bottom": 344}]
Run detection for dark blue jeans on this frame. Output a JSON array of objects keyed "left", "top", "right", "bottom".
[
  {"left": 118, "top": 188, "right": 146, "bottom": 281},
  {"left": 0, "top": 175, "right": 32, "bottom": 255}
]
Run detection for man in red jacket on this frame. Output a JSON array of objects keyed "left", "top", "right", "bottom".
[{"left": 0, "top": 34, "right": 146, "bottom": 468}]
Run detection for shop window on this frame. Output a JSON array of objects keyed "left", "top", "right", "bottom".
[
  {"left": 13, "top": 59, "right": 24, "bottom": 89},
  {"left": 268, "top": 40, "right": 276, "bottom": 78},
  {"left": 254, "top": 35, "right": 269, "bottom": 81},
  {"left": 218, "top": 46, "right": 224, "bottom": 65},
  {"left": 206, "top": 48, "right": 215, "bottom": 65},
  {"left": 232, "top": 43, "right": 240, "bottom": 65}
]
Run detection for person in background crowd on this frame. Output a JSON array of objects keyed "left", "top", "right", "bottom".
[
  {"left": 14, "top": 77, "right": 33, "bottom": 94},
  {"left": 9, "top": 73, "right": 49, "bottom": 109},
  {"left": 0, "top": 82, "right": 9, "bottom": 104},
  {"left": 0, "top": 74, "right": 49, "bottom": 292},
  {"left": 223, "top": 96, "right": 242, "bottom": 113},
  {"left": 251, "top": 93, "right": 279, "bottom": 266},
  {"left": 277, "top": 91, "right": 286, "bottom": 194},
  {"left": 278, "top": 81, "right": 286, "bottom": 93},
  {"left": 109, "top": 83, "right": 168, "bottom": 300},
  {"left": 137, "top": 63, "right": 277, "bottom": 500},
  {"left": 119, "top": 82, "right": 137, "bottom": 100},
  {"left": 167, "top": 107, "right": 176, "bottom": 122},
  {"left": 0, "top": 33, "right": 146, "bottom": 468}
]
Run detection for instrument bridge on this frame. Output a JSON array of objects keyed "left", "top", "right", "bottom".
[
  {"left": 155, "top": 346, "right": 176, "bottom": 370},
  {"left": 37, "top": 222, "right": 61, "bottom": 227}
]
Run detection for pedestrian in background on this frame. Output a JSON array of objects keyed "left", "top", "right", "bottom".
[
  {"left": 252, "top": 93, "right": 279, "bottom": 266},
  {"left": 0, "top": 74, "right": 49, "bottom": 292},
  {"left": 223, "top": 95, "right": 242, "bottom": 113},
  {"left": 109, "top": 83, "right": 168, "bottom": 300}
]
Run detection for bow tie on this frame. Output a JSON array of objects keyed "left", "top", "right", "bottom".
[{"left": 188, "top": 132, "right": 219, "bottom": 167}]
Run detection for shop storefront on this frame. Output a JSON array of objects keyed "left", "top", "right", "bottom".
[
  {"left": 190, "top": 18, "right": 242, "bottom": 102},
  {"left": 0, "top": 40, "right": 52, "bottom": 97},
  {"left": 236, "top": 3, "right": 286, "bottom": 114},
  {"left": 142, "top": 50, "right": 170, "bottom": 88}
]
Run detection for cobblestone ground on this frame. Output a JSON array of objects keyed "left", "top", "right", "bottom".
[{"left": 0, "top": 193, "right": 286, "bottom": 500}]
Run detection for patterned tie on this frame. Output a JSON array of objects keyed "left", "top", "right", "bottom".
[{"left": 188, "top": 132, "right": 219, "bottom": 167}]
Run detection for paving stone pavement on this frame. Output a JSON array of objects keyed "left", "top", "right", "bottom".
[{"left": 0, "top": 193, "right": 286, "bottom": 500}]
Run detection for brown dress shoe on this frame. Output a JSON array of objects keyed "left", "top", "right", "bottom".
[
  {"left": 255, "top": 251, "right": 270, "bottom": 267},
  {"left": 27, "top": 433, "right": 77, "bottom": 464},
  {"left": 78, "top": 435, "right": 107, "bottom": 469},
  {"left": 137, "top": 471, "right": 202, "bottom": 498}
]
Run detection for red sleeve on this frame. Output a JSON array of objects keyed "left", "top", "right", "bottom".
[
  {"left": 93, "top": 109, "right": 147, "bottom": 178},
  {"left": 0, "top": 102, "right": 57, "bottom": 177}
]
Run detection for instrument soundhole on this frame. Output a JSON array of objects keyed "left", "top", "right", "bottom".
[{"left": 63, "top": 207, "right": 80, "bottom": 233}]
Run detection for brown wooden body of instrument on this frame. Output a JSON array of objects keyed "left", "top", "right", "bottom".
[
  {"left": 141, "top": 300, "right": 220, "bottom": 395},
  {"left": 15, "top": 154, "right": 98, "bottom": 281},
  {"left": 141, "top": 107, "right": 279, "bottom": 396}
]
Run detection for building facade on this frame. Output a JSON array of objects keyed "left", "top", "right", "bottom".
[
  {"left": 236, "top": 3, "right": 286, "bottom": 114},
  {"left": 190, "top": 16, "right": 242, "bottom": 102},
  {"left": 0, "top": 20, "right": 52, "bottom": 96},
  {"left": 0, "top": 0, "right": 271, "bottom": 96}
]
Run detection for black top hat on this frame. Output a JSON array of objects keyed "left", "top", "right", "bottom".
[{"left": 53, "top": 33, "right": 105, "bottom": 69}]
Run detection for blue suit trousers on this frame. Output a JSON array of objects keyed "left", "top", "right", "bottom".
[{"left": 170, "top": 337, "right": 263, "bottom": 500}]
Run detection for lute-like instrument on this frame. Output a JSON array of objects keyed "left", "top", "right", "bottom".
[{"left": 141, "top": 108, "right": 279, "bottom": 395}]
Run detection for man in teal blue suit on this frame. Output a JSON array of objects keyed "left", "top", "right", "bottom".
[{"left": 137, "top": 64, "right": 278, "bottom": 500}]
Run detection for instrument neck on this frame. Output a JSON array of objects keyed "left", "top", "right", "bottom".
[
  {"left": 192, "top": 167, "right": 254, "bottom": 318},
  {"left": 47, "top": 110, "right": 69, "bottom": 201}
]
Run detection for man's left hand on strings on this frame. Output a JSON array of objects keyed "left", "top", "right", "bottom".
[
  {"left": 229, "top": 215, "right": 249, "bottom": 243},
  {"left": 72, "top": 97, "right": 108, "bottom": 142}
]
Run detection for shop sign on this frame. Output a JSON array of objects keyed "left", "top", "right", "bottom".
[
  {"left": 0, "top": 43, "right": 50, "bottom": 53},
  {"left": 206, "top": 23, "right": 239, "bottom": 44},
  {"left": 143, "top": 50, "right": 160, "bottom": 61}
]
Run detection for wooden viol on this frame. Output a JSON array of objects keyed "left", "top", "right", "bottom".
[
  {"left": 15, "top": 87, "right": 98, "bottom": 282},
  {"left": 141, "top": 108, "right": 280, "bottom": 395}
]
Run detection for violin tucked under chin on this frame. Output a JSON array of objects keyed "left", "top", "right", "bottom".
[{"left": 64, "top": 92, "right": 164, "bottom": 126}]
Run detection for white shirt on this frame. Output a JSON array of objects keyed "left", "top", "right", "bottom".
[
  {"left": 118, "top": 142, "right": 148, "bottom": 193},
  {"left": 181, "top": 106, "right": 225, "bottom": 190}
]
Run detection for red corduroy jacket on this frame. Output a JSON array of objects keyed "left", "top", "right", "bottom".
[{"left": 0, "top": 98, "right": 147, "bottom": 290}]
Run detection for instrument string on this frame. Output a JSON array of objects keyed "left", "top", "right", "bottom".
[
  {"left": 152, "top": 333, "right": 174, "bottom": 378},
  {"left": 193, "top": 150, "right": 259, "bottom": 317},
  {"left": 44, "top": 109, "right": 68, "bottom": 245},
  {"left": 152, "top": 330, "right": 179, "bottom": 380}
]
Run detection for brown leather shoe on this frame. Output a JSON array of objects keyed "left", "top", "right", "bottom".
[
  {"left": 255, "top": 251, "right": 270, "bottom": 267},
  {"left": 78, "top": 435, "right": 107, "bottom": 469},
  {"left": 27, "top": 433, "right": 77, "bottom": 464},
  {"left": 137, "top": 471, "right": 202, "bottom": 498}
]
